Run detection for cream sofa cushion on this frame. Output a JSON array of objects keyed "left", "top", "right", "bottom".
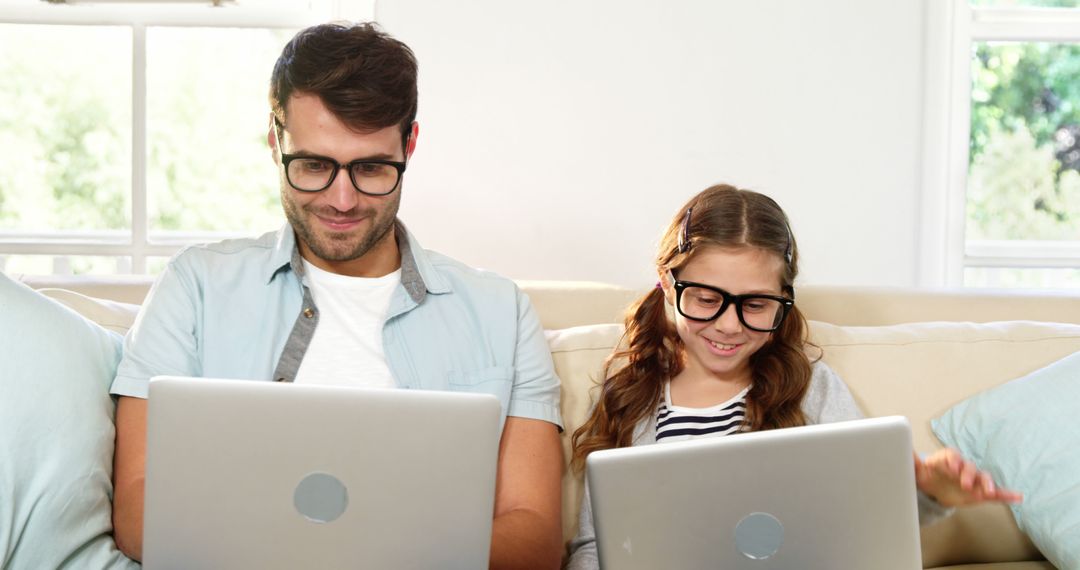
[
  {"left": 35, "top": 288, "right": 139, "bottom": 335},
  {"left": 547, "top": 323, "right": 623, "bottom": 547},
  {"left": 807, "top": 320, "right": 1080, "bottom": 453}
]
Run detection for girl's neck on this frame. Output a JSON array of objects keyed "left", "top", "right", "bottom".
[{"left": 668, "top": 365, "right": 752, "bottom": 409}]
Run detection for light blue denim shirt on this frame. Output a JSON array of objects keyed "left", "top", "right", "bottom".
[{"left": 111, "top": 222, "right": 563, "bottom": 430}]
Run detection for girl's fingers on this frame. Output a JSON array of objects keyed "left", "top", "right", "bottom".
[
  {"left": 921, "top": 449, "right": 1025, "bottom": 506},
  {"left": 960, "top": 460, "right": 978, "bottom": 491},
  {"left": 943, "top": 449, "right": 962, "bottom": 475},
  {"left": 995, "top": 487, "right": 1023, "bottom": 503}
]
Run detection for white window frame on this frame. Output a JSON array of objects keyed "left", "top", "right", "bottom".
[
  {"left": 0, "top": 0, "right": 373, "bottom": 274},
  {"left": 919, "top": 0, "right": 1080, "bottom": 287}
]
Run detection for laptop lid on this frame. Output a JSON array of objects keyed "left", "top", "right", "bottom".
[
  {"left": 142, "top": 376, "right": 502, "bottom": 570},
  {"left": 587, "top": 416, "right": 922, "bottom": 570}
]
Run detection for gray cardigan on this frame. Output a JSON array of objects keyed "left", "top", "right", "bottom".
[{"left": 565, "top": 361, "right": 951, "bottom": 570}]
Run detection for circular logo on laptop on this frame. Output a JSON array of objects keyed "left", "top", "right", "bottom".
[
  {"left": 734, "top": 512, "right": 784, "bottom": 560},
  {"left": 293, "top": 472, "right": 349, "bottom": 523}
]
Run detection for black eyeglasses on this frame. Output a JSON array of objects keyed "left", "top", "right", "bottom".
[
  {"left": 670, "top": 271, "right": 794, "bottom": 332},
  {"left": 274, "top": 119, "right": 408, "bottom": 196}
]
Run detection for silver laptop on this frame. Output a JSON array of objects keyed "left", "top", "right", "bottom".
[
  {"left": 587, "top": 415, "right": 922, "bottom": 569},
  {"left": 142, "top": 376, "right": 502, "bottom": 570}
]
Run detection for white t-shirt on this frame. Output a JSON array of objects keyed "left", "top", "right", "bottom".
[{"left": 293, "top": 259, "right": 401, "bottom": 389}]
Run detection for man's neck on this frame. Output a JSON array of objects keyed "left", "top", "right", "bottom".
[{"left": 299, "top": 228, "right": 402, "bottom": 278}]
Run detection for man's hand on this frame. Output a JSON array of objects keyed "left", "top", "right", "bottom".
[
  {"left": 489, "top": 417, "right": 563, "bottom": 570},
  {"left": 914, "top": 449, "right": 1023, "bottom": 508}
]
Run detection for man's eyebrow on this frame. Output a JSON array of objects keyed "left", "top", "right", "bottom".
[
  {"left": 355, "top": 151, "right": 401, "bottom": 161},
  {"left": 285, "top": 149, "right": 401, "bottom": 161},
  {"left": 282, "top": 149, "right": 326, "bottom": 158}
]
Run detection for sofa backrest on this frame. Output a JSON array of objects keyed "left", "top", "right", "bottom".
[
  {"left": 17, "top": 274, "right": 154, "bottom": 306},
  {"left": 22, "top": 274, "right": 1079, "bottom": 566},
  {"left": 18, "top": 273, "right": 1080, "bottom": 327},
  {"left": 524, "top": 281, "right": 1080, "bottom": 327}
]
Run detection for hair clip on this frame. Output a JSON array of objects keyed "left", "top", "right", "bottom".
[
  {"left": 677, "top": 207, "right": 693, "bottom": 254},
  {"left": 783, "top": 221, "right": 793, "bottom": 265}
]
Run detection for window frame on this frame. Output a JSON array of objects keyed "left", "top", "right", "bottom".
[
  {"left": 920, "top": 0, "right": 1080, "bottom": 287},
  {"left": 0, "top": 0, "right": 373, "bottom": 274}
]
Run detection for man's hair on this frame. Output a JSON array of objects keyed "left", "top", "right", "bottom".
[{"left": 269, "top": 22, "right": 418, "bottom": 145}]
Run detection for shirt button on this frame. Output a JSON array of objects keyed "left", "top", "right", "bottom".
[{"left": 303, "top": 307, "right": 315, "bottom": 319}]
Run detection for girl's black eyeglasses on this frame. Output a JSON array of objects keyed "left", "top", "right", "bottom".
[{"left": 669, "top": 271, "right": 794, "bottom": 332}]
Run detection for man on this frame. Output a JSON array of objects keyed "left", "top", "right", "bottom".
[{"left": 110, "top": 22, "right": 564, "bottom": 569}]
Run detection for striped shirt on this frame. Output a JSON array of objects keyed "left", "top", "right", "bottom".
[{"left": 655, "top": 382, "right": 749, "bottom": 443}]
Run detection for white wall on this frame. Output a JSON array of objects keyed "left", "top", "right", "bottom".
[{"left": 376, "top": 0, "right": 928, "bottom": 288}]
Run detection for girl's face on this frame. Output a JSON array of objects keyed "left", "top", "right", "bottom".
[{"left": 664, "top": 245, "right": 786, "bottom": 385}]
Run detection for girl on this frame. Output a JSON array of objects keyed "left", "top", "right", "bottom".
[{"left": 566, "top": 184, "right": 1020, "bottom": 568}]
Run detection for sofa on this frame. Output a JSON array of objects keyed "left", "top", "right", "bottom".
[{"left": 11, "top": 273, "right": 1080, "bottom": 569}]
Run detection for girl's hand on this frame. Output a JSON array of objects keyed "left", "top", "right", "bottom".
[{"left": 913, "top": 449, "right": 1023, "bottom": 508}]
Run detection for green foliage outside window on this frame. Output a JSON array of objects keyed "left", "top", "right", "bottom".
[
  {"left": 0, "top": 24, "right": 291, "bottom": 240},
  {"left": 0, "top": 25, "right": 131, "bottom": 233},
  {"left": 146, "top": 27, "right": 293, "bottom": 235},
  {"left": 968, "top": 42, "right": 1080, "bottom": 241}
]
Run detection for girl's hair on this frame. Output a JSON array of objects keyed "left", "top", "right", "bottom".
[{"left": 570, "top": 184, "right": 813, "bottom": 472}]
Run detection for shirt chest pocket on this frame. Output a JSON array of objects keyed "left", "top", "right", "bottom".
[{"left": 447, "top": 366, "right": 514, "bottom": 420}]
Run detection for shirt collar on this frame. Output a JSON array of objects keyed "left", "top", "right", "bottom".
[
  {"left": 265, "top": 220, "right": 451, "bottom": 303},
  {"left": 265, "top": 224, "right": 295, "bottom": 284}
]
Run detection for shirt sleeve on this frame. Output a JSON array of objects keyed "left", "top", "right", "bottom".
[
  {"left": 110, "top": 253, "right": 202, "bottom": 399},
  {"left": 801, "top": 361, "right": 865, "bottom": 424},
  {"left": 505, "top": 286, "right": 564, "bottom": 430}
]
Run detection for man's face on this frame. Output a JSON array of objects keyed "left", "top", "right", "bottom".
[{"left": 271, "top": 93, "right": 413, "bottom": 276}]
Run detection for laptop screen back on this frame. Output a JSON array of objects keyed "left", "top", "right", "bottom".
[
  {"left": 143, "top": 376, "right": 501, "bottom": 570},
  {"left": 586, "top": 416, "right": 922, "bottom": 570}
]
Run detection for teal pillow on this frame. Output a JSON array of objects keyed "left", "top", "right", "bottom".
[
  {"left": 0, "top": 273, "right": 139, "bottom": 569},
  {"left": 931, "top": 350, "right": 1080, "bottom": 569}
]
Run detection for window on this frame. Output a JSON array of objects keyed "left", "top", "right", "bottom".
[
  {"left": 923, "top": 0, "right": 1080, "bottom": 287},
  {"left": 0, "top": 0, "right": 372, "bottom": 275}
]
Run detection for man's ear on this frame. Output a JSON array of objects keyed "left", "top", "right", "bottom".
[
  {"left": 406, "top": 121, "right": 419, "bottom": 160},
  {"left": 267, "top": 113, "right": 280, "bottom": 164}
]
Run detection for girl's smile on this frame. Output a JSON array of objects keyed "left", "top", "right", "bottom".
[{"left": 703, "top": 338, "right": 742, "bottom": 356}]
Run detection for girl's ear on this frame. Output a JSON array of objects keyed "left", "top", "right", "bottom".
[{"left": 658, "top": 270, "right": 675, "bottom": 305}]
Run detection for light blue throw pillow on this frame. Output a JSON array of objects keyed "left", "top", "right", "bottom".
[
  {"left": 0, "top": 273, "right": 139, "bottom": 569},
  {"left": 931, "top": 350, "right": 1080, "bottom": 569}
]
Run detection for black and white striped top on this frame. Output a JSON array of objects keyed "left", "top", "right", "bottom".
[{"left": 655, "top": 383, "right": 749, "bottom": 443}]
